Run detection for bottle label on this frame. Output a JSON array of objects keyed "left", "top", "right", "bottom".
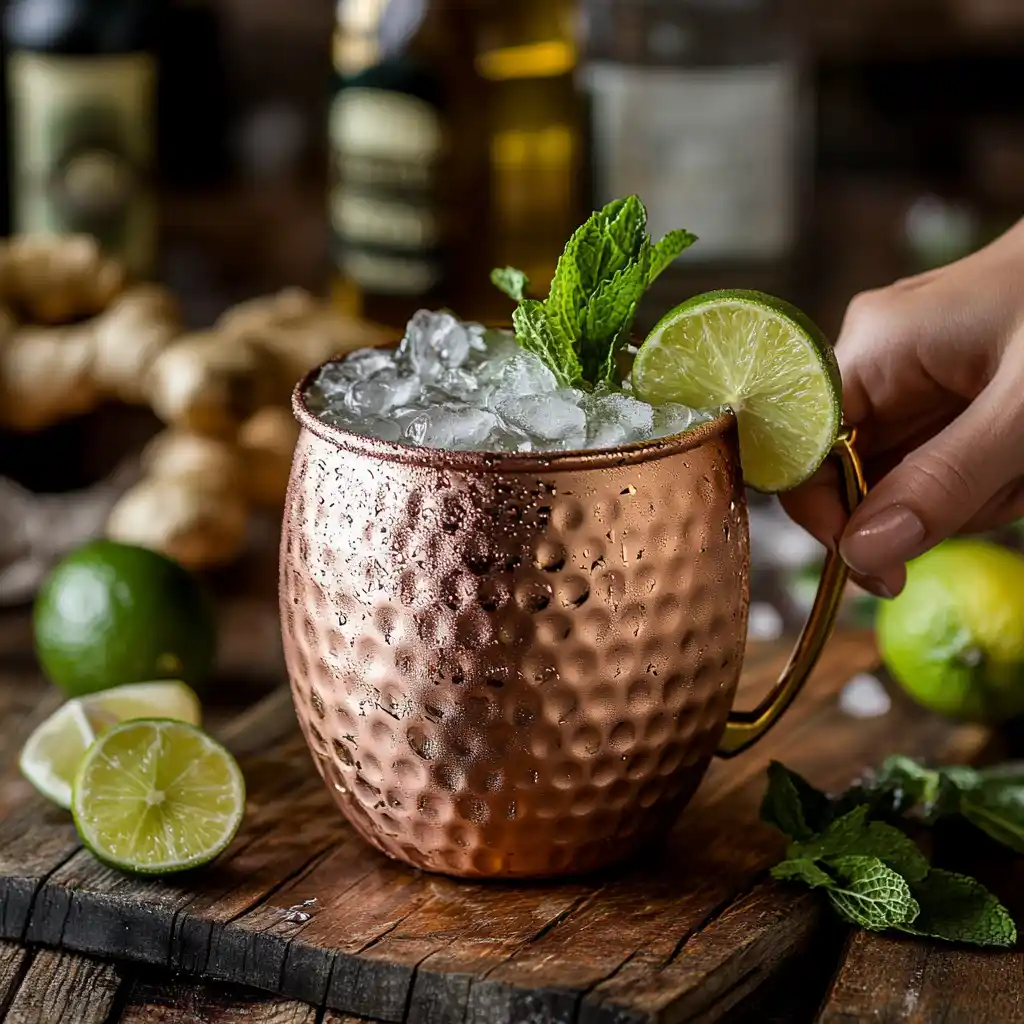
[
  {"left": 329, "top": 85, "right": 445, "bottom": 296},
  {"left": 8, "top": 52, "right": 157, "bottom": 276},
  {"left": 584, "top": 62, "right": 799, "bottom": 261}
]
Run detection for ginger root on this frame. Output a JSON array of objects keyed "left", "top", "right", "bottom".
[
  {"left": 0, "top": 234, "right": 125, "bottom": 324},
  {"left": 92, "top": 285, "right": 182, "bottom": 403},
  {"left": 144, "top": 332, "right": 289, "bottom": 437},
  {"left": 217, "top": 287, "right": 392, "bottom": 387},
  {"left": 141, "top": 429, "right": 247, "bottom": 492},
  {"left": 237, "top": 407, "right": 299, "bottom": 507},
  {"left": 0, "top": 324, "right": 97, "bottom": 431},
  {"left": 106, "top": 475, "right": 248, "bottom": 571}
]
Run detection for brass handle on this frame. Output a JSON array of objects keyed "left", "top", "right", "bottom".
[{"left": 717, "top": 429, "right": 868, "bottom": 758}]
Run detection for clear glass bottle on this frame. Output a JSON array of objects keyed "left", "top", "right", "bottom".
[{"left": 580, "top": 0, "right": 810, "bottom": 327}]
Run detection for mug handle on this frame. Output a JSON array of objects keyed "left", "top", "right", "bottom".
[{"left": 717, "top": 428, "right": 868, "bottom": 758}]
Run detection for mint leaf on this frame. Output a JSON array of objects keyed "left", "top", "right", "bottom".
[
  {"left": 596, "top": 195, "right": 648, "bottom": 282},
  {"left": 826, "top": 856, "right": 920, "bottom": 932},
  {"left": 649, "top": 229, "right": 697, "bottom": 283},
  {"left": 900, "top": 869, "right": 1017, "bottom": 948},
  {"left": 546, "top": 210, "right": 606, "bottom": 353},
  {"left": 771, "top": 858, "right": 834, "bottom": 889},
  {"left": 760, "top": 761, "right": 834, "bottom": 840},
  {"left": 789, "top": 806, "right": 930, "bottom": 883},
  {"left": 512, "top": 300, "right": 581, "bottom": 388},
  {"left": 581, "top": 248, "right": 650, "bottom": 386},
  {"left": 545, "top": 197, "right": 650, "bottom": 373},
  {"left": 491, "top": 267, "right": 530, "bottom": 302},
  {"left": 957, "top": 787, "right": 1024, "bottom": 854}
]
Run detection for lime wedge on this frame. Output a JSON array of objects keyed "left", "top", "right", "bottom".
[
  {"left": 19, "top": 681, "right": 202, "bottom": 809},
  {"left": 633, "top": 290, "right": 842, "bottom": 492},
  {"left": 72, "top": 719, "right": 244, "bottom": 874}
]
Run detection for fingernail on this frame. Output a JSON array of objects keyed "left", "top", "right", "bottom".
[
  {"left": 849, "top": 571, "right": 894, "bottom": 600},
  {"left": 840, "top": 504, "right": 926, "bottom": 573}
]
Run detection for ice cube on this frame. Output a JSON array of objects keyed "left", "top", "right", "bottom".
[
  {"left": 345, "top": 371, "right": 420, "bottom": 417},
  {"left": 584, "top": 391, "right": 655, "bottom": 449},
  {"left": 495, "top": 351, "right": 558, "bottom": 397},
  {"left": 652, "top": 402, "right": 709, "bottom": 439},
  {"left": 427, "top": 367, "right": 486, "bottom": 404},
  {"left": 344, "top": 348, "right": 395, "bottom": 379},
  {"left": 497, "top": 389, "right": 587, "bottom": 446},
  {"left": 398, "top": 309, "right": 476, "bottom": 380},
  {"left": 404, "top": 406, "right": 500, "bottom": 450}
]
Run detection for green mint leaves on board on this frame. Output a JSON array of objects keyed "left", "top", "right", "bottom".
[
  {"left": 491, "top": 196, "right": 696, "bottom": 389},
  {"left": 762, "top": 760, "right": 1018, "bottom": 948}
]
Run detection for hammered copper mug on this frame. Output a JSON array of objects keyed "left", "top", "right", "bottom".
[{"left": 280, "top": 369, "right": 866, "bottom": 879}]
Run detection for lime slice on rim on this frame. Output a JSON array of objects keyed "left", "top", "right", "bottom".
[
  {"left": 72, "top": 719, "right": 244, "bottom": 875},
  {"left": 19, "top": 681, "right": 202, "bottom": 809},
  {"left": 632, "top": 289, "right": 842, "bottom": 492}
]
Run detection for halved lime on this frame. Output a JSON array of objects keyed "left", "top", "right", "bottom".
[
  {"left": 632, "top": 290, "right": 842, "bottom": 492},
  {"left": 72, "top": 719, "right": 244, "bottom": 874},
  {"left": 19, "top": 681, "right": 202, "bottom": 809}
]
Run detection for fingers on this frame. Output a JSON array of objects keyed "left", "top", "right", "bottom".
[
  {"left": 780, "top": 453, "right": 906, "bottom": 600},
  {"left": 958, "top": 478, "right": 1024, "bottom": 535},
  {"left": 778, "top": 461, "right": 846, "bottom": 551},
  {"left": 839, "top": 372, "right": 1024, "bottom": 592}
]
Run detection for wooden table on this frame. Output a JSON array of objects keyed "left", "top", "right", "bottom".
[{"left": 0, "top": 600, "right": 1022, "bottom": 1024}]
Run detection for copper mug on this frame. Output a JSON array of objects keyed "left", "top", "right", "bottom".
[{"left": 280, "top": 368, "right": 866, "bottom": 879}]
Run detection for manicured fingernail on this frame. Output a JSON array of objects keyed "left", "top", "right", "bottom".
[
  {"left": 840, "top": 504, "right": 926, "bottom": 573},
  {"left": 849, "top": 572, "right": 894, "bottom": 600}
]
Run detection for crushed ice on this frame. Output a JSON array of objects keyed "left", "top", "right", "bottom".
[{"left": 304, "top": 310, "right": 714, "bottom": 453}]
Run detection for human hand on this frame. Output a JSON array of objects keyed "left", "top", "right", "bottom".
[{"left": 782, "top": 219, "right": 1024, "bottom": 598}]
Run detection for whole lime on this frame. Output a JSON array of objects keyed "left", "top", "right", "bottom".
[
  {"left": 877, "top": 539, "right": 1024, "bottom": 723},
  {"left": 33, "top": 540, "right": 217, "bottom": 697}
]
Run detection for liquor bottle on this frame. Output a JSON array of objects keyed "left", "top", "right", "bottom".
[
  {"left": 5, "top": 0, "right": 159, "bottom": 276},
  {"left": 580, "top": 0, "right": 809, "bottom": 327},
  {"left": 475, "top": 0, "right": 585, "bottom": 303},
  {"left": 329, "top": 0, "right": 585, "bottom": 330},
  {"left": 329, "top": 0, "right": 490, "bottom": 329}
]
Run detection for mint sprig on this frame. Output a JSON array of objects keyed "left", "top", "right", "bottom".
[
  {"left": 762, "top": 759, "right": 1018, "bottom": 948},
  {"left": 491, "top": 196, "right": 696, "bottom": 389}
]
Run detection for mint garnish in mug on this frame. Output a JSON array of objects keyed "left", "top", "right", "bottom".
[
  {"left": 762, "top": 758, "right": 1022, "bottom": 947},
  {"left": 490, "top": 195, "right": 696, "bottom": 388}
]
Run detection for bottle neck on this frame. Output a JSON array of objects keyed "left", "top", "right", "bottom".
[{"left": 5, "top": 0, "right": 159, "bottom": 56}]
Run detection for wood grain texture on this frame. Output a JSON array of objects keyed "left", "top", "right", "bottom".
[
  {"left": 3, "top": 950, "right": 124, "bottom": 1024},
  {"left": 819, "top": 924, "right": 1024, "bottom": 1024},
  {"left": 0, "top": 944, "right": 31, "bottom": 1019},
  {"left": 0, "top": 632, "right": 995, "bottom": 1024},
  {"left": 118, "top": 974, "right": 319, "bottom": 1024}
]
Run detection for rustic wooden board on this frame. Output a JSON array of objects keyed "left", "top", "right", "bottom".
[{"left": 0, "top": 632, "right": 994, "bottom": 1024}]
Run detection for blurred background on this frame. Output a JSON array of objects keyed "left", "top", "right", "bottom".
[{"left": 1, "top": 0, "right": 1024, "bottom": 659}]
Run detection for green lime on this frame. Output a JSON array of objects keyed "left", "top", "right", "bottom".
[
  {"left": 632, "top": 289, "right": 842, "bottom": 492},
  {"left": 72, "top": 719, "right": 245, "bottom": 874},
  {"left": 34, "top": 540, "right": 217, "bottom": 698},
  {"left": 877, "top": 539, "right": 1024, "bottom": 723},
  {"left": 19, "top": 681, "right": 202, "bottom": 809}
]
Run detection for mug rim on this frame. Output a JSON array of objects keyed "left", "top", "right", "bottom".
[{"left": 292, "top": 354, "right": 737, "bottom": 474}]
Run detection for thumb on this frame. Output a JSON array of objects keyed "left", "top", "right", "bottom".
[{"left": 839, "top": 381, "right": 1024, "bottom": 590}]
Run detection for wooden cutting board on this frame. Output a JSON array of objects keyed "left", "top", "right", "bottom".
[{"left": 0, "top": 631, "right": 994, "bottom": 1024}]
